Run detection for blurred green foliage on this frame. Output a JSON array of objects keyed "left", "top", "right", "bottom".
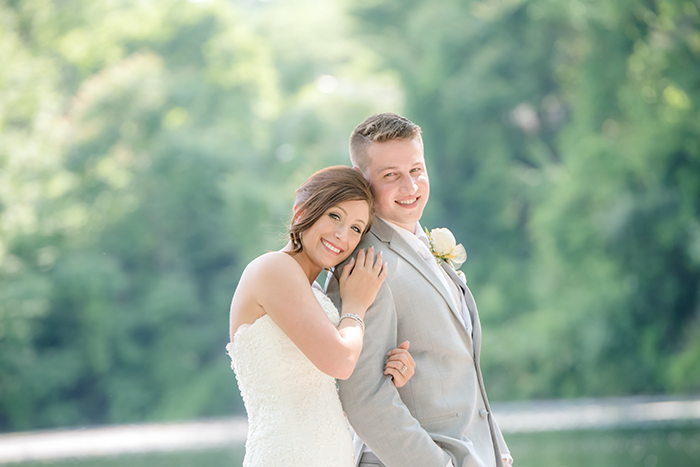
[
  {"left": 0, "top": 0, "right": 397, "bottom": 431},
  {"left": 350, "top": 0, "right": 700, "bottom": 400},
  {"left": 0, "top": 0, "right": 698, "bottom": 432}
]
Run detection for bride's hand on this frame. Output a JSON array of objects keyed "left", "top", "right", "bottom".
[
  {"left": 384, "top": 341, "right": 415, "bottom": 388},
  {"left": 339, "top": 247, "right": 387, "bottom": 313}
]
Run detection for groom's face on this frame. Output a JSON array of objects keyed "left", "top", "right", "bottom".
[{"left": 363, "top": 137, "right": 429, "bottom": 232}]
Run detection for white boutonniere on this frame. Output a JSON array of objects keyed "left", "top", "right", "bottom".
[{"left": 424, "top": 227, "right": 467, "bottom": 282}]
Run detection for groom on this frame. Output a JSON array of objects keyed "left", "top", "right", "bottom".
[{"left": 327, "top": 113, "right": 512, "bottom": 467}]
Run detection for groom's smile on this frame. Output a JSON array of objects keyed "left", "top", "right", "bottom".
[
  {"left": 395, "top": 196, "right": 421, "bottom": 207},
  {"left": 364, "top": 137, "right": 429, "bottom": 232}
]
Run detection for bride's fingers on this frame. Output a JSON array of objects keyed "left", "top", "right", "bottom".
[
  {"left": 362, "top": 246, "right": 374, "bottom": 268},
  {"left": 355, "top": 248, "right": 366, "bottom": 269},
  {"left": 384, "top": 364, "right": 400, "bottom": 379},
  {"left": 399, "top": 360, "right": 414, "bottom": 380},
  {"left": 372, "top": 251, "right": 383, "bottom": 272},
  {"left": 374, "top": 251, "right": 382, "bottom": 267},
  {"left": 403, "top": 356, "right": 412, "bottom": 369},
  {"left": 386, "top": 355, "right": 410, "bottom": 374},
  {"left": 339, "top": 257, "right": 355, "bottom": 282},
  {"left": 387, "top": 349, "right": 415, "bottom": 369},
  {"left": 385, "top": 357, "right": 412, "bottom": 375},
  {"left": 384, "top": 360, "right": 413, "bottom": 388},
  {"left": 384, "top": 366, "right": 399, "bottom": 382},
  {"left": 386, "top": 360, "right": 405, "bottom": 372}
]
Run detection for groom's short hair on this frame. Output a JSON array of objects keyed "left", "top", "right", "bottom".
[{"left": 349, "top": 113, "right": 423, "bottom": 174}]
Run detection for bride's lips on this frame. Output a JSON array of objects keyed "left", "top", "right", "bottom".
[
  {"left": 395, "top": 196, "right": 420, "bottom": 208},
  {"left": 321, "top": 238, "right": 343, "bottom": 255}
]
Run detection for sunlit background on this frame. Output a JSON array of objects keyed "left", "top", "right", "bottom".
[{"left": 1, "top": 0, "right": 699, "bottom": 465}]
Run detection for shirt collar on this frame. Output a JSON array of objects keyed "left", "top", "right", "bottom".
[{"left": 378, "top": 218, "right": 428, "bottom": 255}]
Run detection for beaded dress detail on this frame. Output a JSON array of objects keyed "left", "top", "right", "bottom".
[{"left": 226, "top": 285, "right": 355, "bottom": 467}]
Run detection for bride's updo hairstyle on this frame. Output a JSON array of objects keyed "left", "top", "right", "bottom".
[{"left": 289, "top": 166, "right": 374, "bottom": 254}]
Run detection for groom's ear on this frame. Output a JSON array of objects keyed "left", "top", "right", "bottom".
[{"left": 353, "top": 165, "right": 371, "bottom": 182}]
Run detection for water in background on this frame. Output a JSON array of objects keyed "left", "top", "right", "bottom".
[
  {"left": 2, "top": 396, "right": 699, "bottom": 466},
  {"left": 5, "top": 426, "right": 700, "bottom": 467}
]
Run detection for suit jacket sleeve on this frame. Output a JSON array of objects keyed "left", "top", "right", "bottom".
[
  {"left": 493, "top": 417, "right": 509, "bottom": 458},
  {"left": 327, "top": 274, "right": 453, "bottom": 467}
]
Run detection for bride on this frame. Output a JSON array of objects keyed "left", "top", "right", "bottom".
[{"left": 227, "top": 166, "right": 415, "bottom": 467}]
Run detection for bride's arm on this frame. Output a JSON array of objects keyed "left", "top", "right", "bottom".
[{"left": 240, "top": 251, "right": 384, "bottom": 380}]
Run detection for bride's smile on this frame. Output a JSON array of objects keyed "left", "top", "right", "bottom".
[
  {"left": 296, "top": 199, "right": 370, "bottom": 277},
  {"left": 321, "top": 238, "right": 342, "bottom": 254}
]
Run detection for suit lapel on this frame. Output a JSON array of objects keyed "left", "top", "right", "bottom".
[
  {"left": 440, "top": 262, "right": 482, "bottom": 356},
  {"left": 371, "top": 219, "right": 468, "bottom": 333}
]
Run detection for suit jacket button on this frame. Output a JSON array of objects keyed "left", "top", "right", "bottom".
[{"left": 479, "top": 409, "right": 489, "bottom": 418}]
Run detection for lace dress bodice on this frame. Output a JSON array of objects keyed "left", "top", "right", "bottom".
[{"left": 226, "top": 285, "right": 355, "bottom": 467}]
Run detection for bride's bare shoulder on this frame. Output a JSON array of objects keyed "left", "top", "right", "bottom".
[
  {"left": 248, "top": 251, "right": 298, "bottom": 269},
  {"left": 242, "top": 251, "right": 303, "bottom": 282}
]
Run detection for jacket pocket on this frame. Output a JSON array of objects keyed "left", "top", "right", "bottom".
[{"left": 418, "top": 412, "right": 459, "bottom": 426}]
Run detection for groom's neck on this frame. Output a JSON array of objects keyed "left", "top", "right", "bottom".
[{"left": 376, "top": 216, "right": 418, "bottom": 235}]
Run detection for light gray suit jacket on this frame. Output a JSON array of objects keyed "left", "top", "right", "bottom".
[{"left": 326, "top": 218, "right": 509, "bottom": 467}]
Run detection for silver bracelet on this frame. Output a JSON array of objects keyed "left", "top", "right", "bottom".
[{"left": 339, "top": 313, "right": 365, "bottom": 333}]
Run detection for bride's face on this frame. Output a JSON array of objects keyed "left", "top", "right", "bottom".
[{"left": 299, "top": 199, "right": 370, "bottom": 269}]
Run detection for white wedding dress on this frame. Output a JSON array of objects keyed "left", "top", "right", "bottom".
[{"left": 226, "top": 284, "right": 355, "bottom": 467}]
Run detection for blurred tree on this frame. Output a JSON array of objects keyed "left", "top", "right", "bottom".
[
  {"left": 1, "top": 0, "right": 279, "bottom": 430},
  {"left": 0, "top": 0, "right": 71, "bottom": 430},
  {"left": 349, "top": 0, "right": 700, "bottom": 399},
  {"left": 3, "top": 0, "right": 698, "bottom": 434},
  {"left": 525, "top": 0, "right": 700, "bottom": 397},
  {"left": 0, "top": 0, "right": 400, "bottom": 432}
]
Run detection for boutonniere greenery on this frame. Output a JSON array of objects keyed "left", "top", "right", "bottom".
[{"left": 425, "top": 227, "right": 467, "bottom": 282}]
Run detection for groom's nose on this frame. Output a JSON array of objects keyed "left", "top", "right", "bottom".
[{"left": 398, "top": 172, "right": 418, "bottom": 194}]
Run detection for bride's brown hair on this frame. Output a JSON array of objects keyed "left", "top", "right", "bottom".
[{"left": 289, "top": 166, "right": 374, "bottom": 254}]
